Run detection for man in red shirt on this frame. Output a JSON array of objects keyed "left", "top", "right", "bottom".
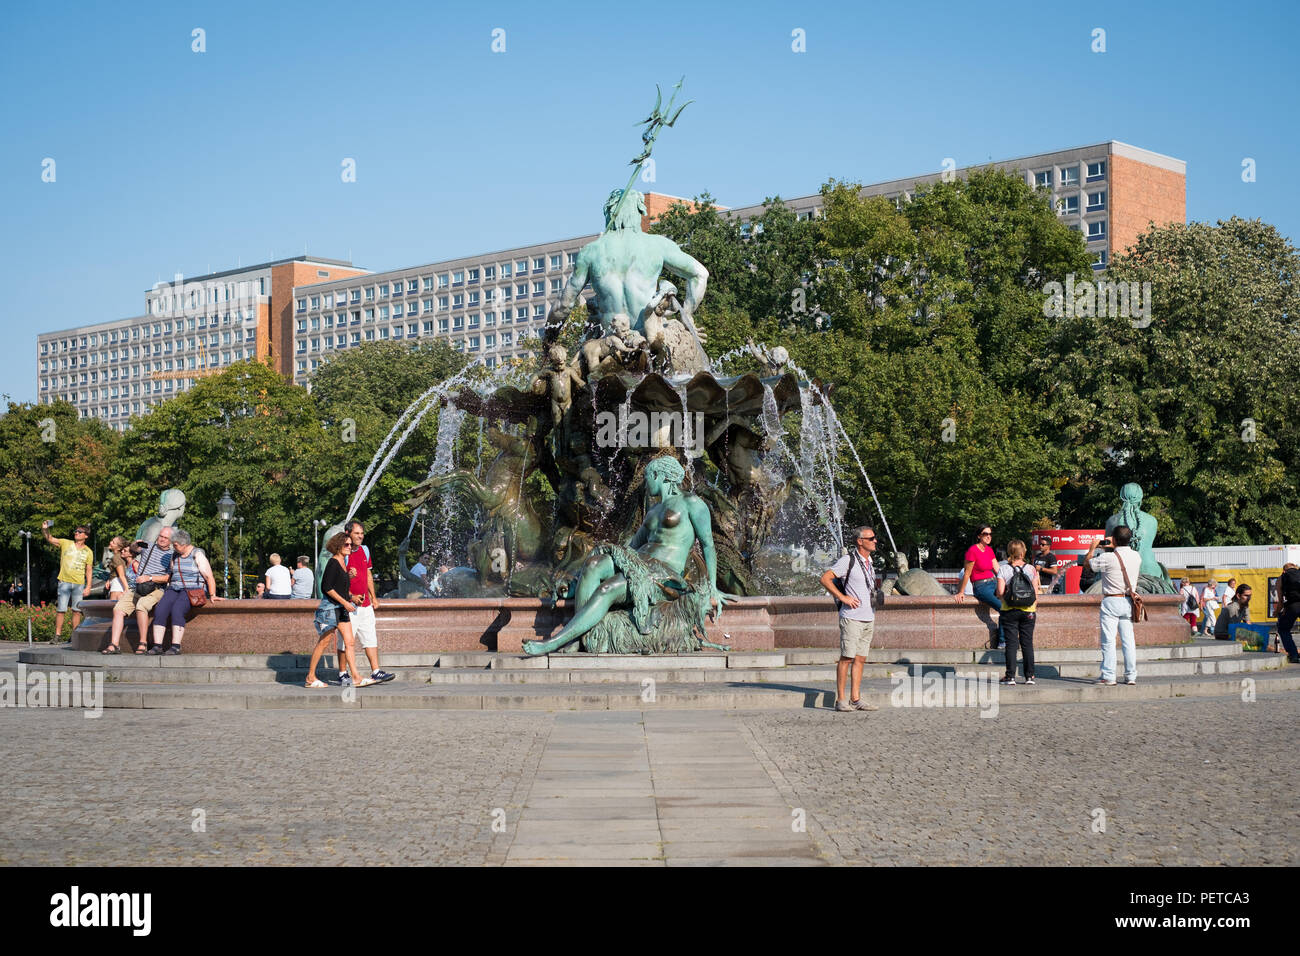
[{"left": 336, "top": 520, "right": 395, "bottom": 685}]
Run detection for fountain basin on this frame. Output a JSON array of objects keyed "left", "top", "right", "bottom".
[{"left": 68, "top": 594, "right": 1189, "bottom": 654}]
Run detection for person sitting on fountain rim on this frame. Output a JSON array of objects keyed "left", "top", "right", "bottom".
[
  {"left": 521, "top": 455, "right": 731, "bottom": 656},
  {"left": 820, "top": 527, "right": 880, "bottom": 713}
]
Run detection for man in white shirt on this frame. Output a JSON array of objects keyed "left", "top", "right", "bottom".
[
  {"left": 1083, "top": 525, "right": 1143, "bottom": 685},
  {"left": 264, "top": 553, "right": 293, "bottom": 599},
  {"left": 819, "top": 526, "right": 880, "bottom": 713},
  {"left": 291, "top": 556, "right": 314, "bottom": 598}
]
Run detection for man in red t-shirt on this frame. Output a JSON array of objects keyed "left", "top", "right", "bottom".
[{"left": 336, "top": 520, "right": 395, "bottom": 685}]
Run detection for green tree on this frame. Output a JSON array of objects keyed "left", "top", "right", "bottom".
[
  {"left": 99, "top": 361, "right": 334, "bottom": 588},
  {"left": 0, "top": 400, "right": 118, "bottom": 589},
  {"left": 1041, "top": 217, "right": 1300, "bottom": 545}
]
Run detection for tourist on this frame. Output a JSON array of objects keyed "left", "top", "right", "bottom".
[
  {"left": 819, "top": 526, "right": 879, "bottom": 713},
  {"left": 411, "top": 550, "right": 435, "bottom": 593},
  {"left": 1032, "top": 539, "right": 1059, "bottom": 594},
  {"left": 291, "top": 556, "right": 314, "bottom": 599},
  {"left": 147, "top": 529, "right": 220, "bottom": 655},
  {"left": 305, "top": 532, "right": 371, "bottom": 688},
  {"left": 996, "top": 539, "right": 1040, "bottom": 685},
  {"left": 1178, "top": 577, "right": 1199, "bottom": 632},
  {"left": 7, "top": 579, "right": 25, "bottom": 605},
  {"left": 1219, "top": 578, "right": 1238, "bottom": 606},
  {"left": 102, "top": 538, "right": 141, "bottom": 653},
  {"left": 335, "top": 520, "right": 395, "bottom": 685},
  {"left": 132, "top": 528, "right": 174, "bottom": 653},
  {"left": 1083, "top": 525, "right": 1142, "bottom": 685},
  {"left": 954, "top": 525, "right": 1003, "bottom": 649},
  {"left": 1212, "top": 584, "right": 1252, "bottom": 641},
  {"left": 1199, "top": 577, "right": 1221, "bottom": 635},
  {"left": 264, "top": 554, "right": 293, "bottom": 599},
  {"left": 1274, "top": 563, "right": 1300, "bottom": 664},
  {"left": 41, "top": 521, "right": 93, "bottom": 643}
]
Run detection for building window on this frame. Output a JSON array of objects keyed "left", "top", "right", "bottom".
[
  {"left": 485, "top": 333, "right": 496, "bottom": 348},
  {"left": 407, "top": 279, "right": 418, "bottom": 294},
  {"left": 567, "top": 252, "right": 578, "bottom": 266},
  {"left": 1092, "top": 249, "right": 1108, "bottom": 270},
  {"left": 1034, "top": 170, "right": 1052, "bottom": 188},
  {"left": 297, "top": 298, "right": 307, "bottom": 313},
  {"left": 422, "top": 277, "right": 433, "bottom": 292},
  {"left": 453, "top": 316, "right": 464, "bottom": 331},
  {"left": 393, "top": 303, "right": 404, "bottom": 318},
  {"left": 452, "top": 271, "right": 464, "bottom": 286},
  {"left": 549, "top": 255, "right": 561, "bottom": 270},
  {"left": 408, "top": 323, "right": 418, "bottom": 336},
  {"left": 423, "top": 298, "right": 433, "bottom": 313},
  {"left": 350, "top": 289, "right": 361, "bottom": 303},
  {"left": 380, "top": 306, "right": 389, "bottom": 320},
  {"left": 484, "top": 265, "right": 496, "bottom": 280},
  {"left": 1060, "top": 166, "right": 1079, "bottom": 186},
  {"left": 467, "top": 268, "right": 479, "bottom": 283},
  {"left": 438, "top": 274, "right": 449, "bottom": 289},
  {"left": 516, "top": 307, "right": 528, "bottom": 322},
  {"left": 324, "top": 294, "right": 334, "bottom": 307},
  {"left": 423, "top": 321, "right": 434, "bottom": 334},
  {"left": 1086, "top": 160, "right": 1106, "bottom": 182},
  {"left": 468, "top": 336, "right": 480, "bottom": 351},
  {"left": 438, "top": 319, "right": 449, "bottom": 333},
  {"left": 1087, "top": 220, "right": 1106, "bottom": 240},
  {"left": 453, "top": 294, "right": 464, "bottom": 308},
  {"left": 516, "top": 260, "right": 528, "bottom": 275},
  {"left": 1060, "top": 195, "right": 1079, "bottom": 215},
  {"left": 468, "top": 314, "right": 479, "bottom": 329},
  {"left": 1086, "top": 190, "right": 1107, "bottom": 211},
  {"left": 500, "top": 263, "right": 512, "bottom": 278},
  {"left": 550, "top": 278, "right": 562, "bottom": 293},
  {"left": 379, "top": 284, "right": 389, "bottom": 297},
  {"left": 468, "top": 291, "right": 480, "bottom": 306},
  {"left": 532, "top": 258, "right": 544, "bottom": 273},
  {"left": 532, "top": 281, "right": 545, "bottom": 296}
]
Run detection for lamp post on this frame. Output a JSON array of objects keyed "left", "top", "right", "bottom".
[
  {"left": 18, "top": 530, "right": 33, "bottom": 645},
  {"left": 312, "top": 519, "right": 329, "bottom": 597},
  {"left": 218, "top": 489, "right": 236, "bottom": 599},
  {"left": 236, "top": 517, "right": 245, "bottom": 598}
]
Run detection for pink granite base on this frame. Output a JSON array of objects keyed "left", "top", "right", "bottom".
[{"left": 70, "top": 593, "right": 1191, "bottom": 654}]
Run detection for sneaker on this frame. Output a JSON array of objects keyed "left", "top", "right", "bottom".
[
  {"left": 851, "top": 698, "right": 878, "bottom": 711},
  {"left": 338, "top": 673, "right": 353, "bottom": 687},
  {"left": 1096, "top": 677, "right": 1116, "bottom": 685},
  {"left": 1024, "top": 676, "right": 1036, "bottom": 686},
  {"left": 1124, "top": 678, "right": 1137, "bottom": 685},
  {"left": 999, "top": 676, "right": 1016, "bottom": 686},
  {"left": 164, "top": 645, "right": 182, "bottom": 656},
  {"left": 834, "top": 698, "right": 854, "bottom": 712},
  {"left": 370, "top": 670, "right": 396, "bottom": 684}
]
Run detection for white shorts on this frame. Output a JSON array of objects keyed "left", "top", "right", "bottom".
[{"left": 338, "top": 603, "right": 377, "bottom": 650}]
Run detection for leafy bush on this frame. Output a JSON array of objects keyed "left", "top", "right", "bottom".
[{"left": 0, "top": 602, "right": 57, "bottom": 641}]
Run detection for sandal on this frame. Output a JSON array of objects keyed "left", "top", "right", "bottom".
[
  {"left": 305, "top": 678, "right": 328, "bottom": 688},
  {"left": 134, "top": 643, "right": 148, "bottom": 654},
  {"left": 101, "top": 644, "right": 120, "bottom": 654}
]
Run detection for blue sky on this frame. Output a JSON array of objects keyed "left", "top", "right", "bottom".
[{"left": 3, "top": 0, "right": 1296, "bottom": 404}]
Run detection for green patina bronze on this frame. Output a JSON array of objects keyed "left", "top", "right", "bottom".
[{"left": 1105, "top": 482, "right": 1177, "bottom": 594}]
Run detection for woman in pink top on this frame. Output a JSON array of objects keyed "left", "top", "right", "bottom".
[{"left": 954, "top": 524, "right": 1004, "bottom": 648}]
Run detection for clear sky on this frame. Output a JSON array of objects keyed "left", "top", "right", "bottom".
[{"left": 3, "top": 0, "right": 1296, "bottom": 404}]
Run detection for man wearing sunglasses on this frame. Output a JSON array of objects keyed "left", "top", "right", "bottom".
[
  {"left": 820, "top": 527, "right": 880, "bottom": 712},
  {"left": 42, "top": 521, "right": 94, "bottom": 643}
]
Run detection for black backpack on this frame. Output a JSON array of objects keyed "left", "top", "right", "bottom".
[{"left": 1004, "top": 564, "right": 1036, "bottom": 608}]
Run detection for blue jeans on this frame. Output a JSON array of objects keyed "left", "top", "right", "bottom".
[
  {"left": 972, "top": 579, "right": 1004, "bottom": 645},
  {"left": 1099, "top": 596, "right": 1137, "bottom": 682},
  {"left": 56, "top": 580, "right": 84, "bottom": 613}
]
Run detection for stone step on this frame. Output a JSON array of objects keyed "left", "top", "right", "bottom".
[
  {"left": 910, "top": 655, "right": 1285, "bottom": 679},
  {"left": 60, "top": 666, "right": 1300, "bottom": 711}
]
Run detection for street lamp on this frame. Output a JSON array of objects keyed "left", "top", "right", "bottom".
[
  {"left": 18, "top": 530, "right": 33, "bottom": 645},
  {"left": 312, "top": 519, "right": 329, "bottom": 597},
  {"left": 218, "top": 489, "right": 236, "bottom": 598},
  {"left": 236, "top": 517, "right": 245, "bottom": 598}
]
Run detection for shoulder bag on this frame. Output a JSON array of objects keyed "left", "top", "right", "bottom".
[
  {"left": 180, "top": 558, "right": 208, "bottom": 609},
  {"left": 1117, "top": 553, "right": 1146, "bottom": 623}
]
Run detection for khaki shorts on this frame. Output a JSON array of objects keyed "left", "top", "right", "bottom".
[
  {"left": 114, "top": 590, "right": 138, "bottom": 616},
  {"left": 839, "top": 617, "right": 874, "bottom": 659},
  {"left": 134, "top": 587, "right": 164, "bottom": 615}
]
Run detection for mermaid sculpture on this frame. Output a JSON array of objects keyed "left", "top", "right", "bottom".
[
  {"left": 1102, "top": 482, "right": 1176, "bottom": 594},
  {"left": 522, "top": 455, "right": 733, "bottom": 655}
]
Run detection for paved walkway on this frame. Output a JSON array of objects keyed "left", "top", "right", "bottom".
[{"left": 0, "top": 694, "right": 1296, "bottom": 865}]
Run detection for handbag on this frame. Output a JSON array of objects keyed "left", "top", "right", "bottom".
[
  {"left": 179, "top": 559, "right": 208, "bottom": 609},
  {"left": 1117, "top": 552, "right": 1146, "bottom": 623},
  {"left": 134, "top": 542, "right": 158, "bottom": 596}
]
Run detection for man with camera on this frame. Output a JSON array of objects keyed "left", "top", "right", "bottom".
[
  {"left": 820, "top": 526, "right": 880, "bottom": 713},
  {"left": 1083, "top": 525, "right": 1143, "bottom": 686},
  {"left": 41, "top": 520, "right": 93, "bottom": 642},
  {"left": 130, "top": 526, "right": 174, "bottom": 653}
]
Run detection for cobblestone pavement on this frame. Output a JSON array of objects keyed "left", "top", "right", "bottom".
[
  {"left": 0, "top": 695, "right": 1295, "bottom": 865},
  {"left": 740, "top": 694, "right": 1300, "bottom": 865}
]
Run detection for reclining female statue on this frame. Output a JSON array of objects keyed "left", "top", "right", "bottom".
[{"left": 522, "top": 455, "right": 732, "bottom": 655}]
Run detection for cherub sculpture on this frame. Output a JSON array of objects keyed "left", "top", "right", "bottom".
[{"left": 532, "top": 344, "right": 585, "bottom": 429}]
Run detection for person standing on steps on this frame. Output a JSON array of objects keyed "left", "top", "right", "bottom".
[
  {"left": 336, "top": 520, "right": 395, "bottom": 685},
  {"left": 1083, "top": 525, "right": 1142, "bottom": 686},
  {"left": 996, "top": 539, "right": 1040, "bottom": 686},
  {"left": 42, "top": 521, "right": 93, "bottom": 643},
  {"left": 1274, "top": 563, "right": 1300, "bottom": 664},
  {"left": 820, "top": 526, "right": 880, "bottom": 713},
  {"left": 954, "top": 525, "right": 1003, "bottom": 649}
]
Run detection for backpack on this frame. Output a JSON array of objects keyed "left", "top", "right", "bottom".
[
  {"left": 1004, "top": 564, "right": 1036, "bottom": 608},
  {"left": 831, "top": 548, "right": 877, "bottom": 611}
]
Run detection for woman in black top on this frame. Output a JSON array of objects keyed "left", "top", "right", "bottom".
[
  {"left": 305, "top": 532, "right": 371, "bottom": 687},
  {"left": 1276, "top": 562, "right": 1300, "bottom": 664}
]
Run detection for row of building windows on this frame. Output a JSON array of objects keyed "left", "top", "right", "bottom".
[
  {"left": 39, "top": 350, "right": 250, "bottom": 391},
  {"left": 295, "top": 253, "right": 578, "bottom": 313},
  {"left": 1033, "top": 160, "right": 1106, "bottom": 189},
  {"left": 1056, "top": 191, "right": 1107, "bottom": 215},
  {"left": 39, "top": 311, "right": 255, "bottom": 356},
  {"left": 149, "top": 276, "right": 268, "bottom": 315}
]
